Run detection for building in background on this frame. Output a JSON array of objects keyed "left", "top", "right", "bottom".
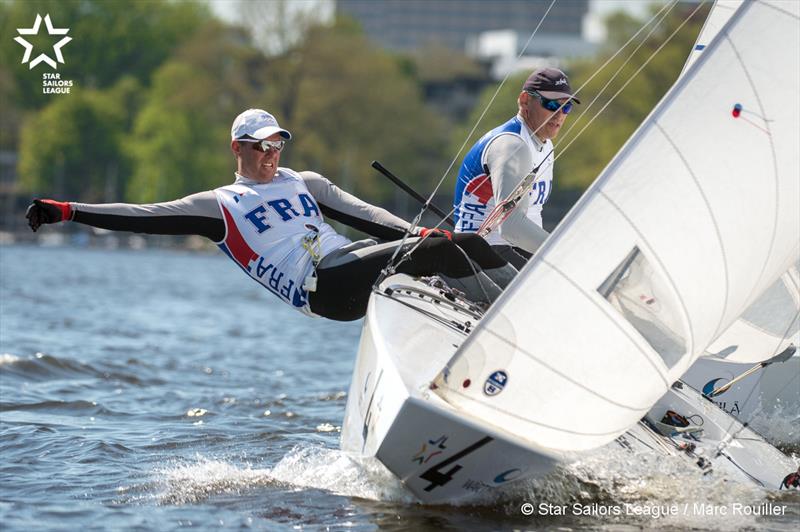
[
  {"left": 336, "top": 0, "right": 594, "bottom": 78},
  {"left": 335, "top": 0, "right": 596, "bottom": 124},
  {"left": 468, "top": 28, "right": 597, "bottom": 79},
  {"left": 336, "top": 0, "right": 588, "bottom": 51}
]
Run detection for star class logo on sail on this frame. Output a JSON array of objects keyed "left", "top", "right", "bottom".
[{"left": 14, "top": 14, "right": 74, "bottom": 94}]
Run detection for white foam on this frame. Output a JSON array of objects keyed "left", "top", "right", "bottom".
[
  {"left": 0, "top": 353, "right": 20, "bottom": 365},
  {"left": 268, "top": 446, "right": 414, "bottom": 503},
  {"left": 155, "top": 455, "right": 273, "bottom": 505},
  {"left": 149, "top": 448, "right": 413, "bottom": 505},
  {"left": 749, "top": 402, "right": 800, "bottom": 452},
  {"left": 146, "top": 441, "right": 796, "bottom": 523},
  {"left": 496, "top": 444, "right": 774, "bottom": 529}
]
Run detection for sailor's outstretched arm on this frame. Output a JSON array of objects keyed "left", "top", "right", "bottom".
[
  {"left": 25, "top": 191, "right": 225, "bottom": 241},
  {"left": 300, "top": 171, "right": 416, "bottom": 241},
  {"left": 484, "top": 135, "right": 549, "bottom": 254}
]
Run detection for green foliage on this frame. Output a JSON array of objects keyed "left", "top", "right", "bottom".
[
  {"left": 450, "top": 71, "right": 526, "bottom": 162},
  {"left": 125, "top": 21, "right": 264, "bottom": 203},
  {"left": 125, "top": 82, "right": 229, "bottom": 203},
  {"left": 11, "top": 7, "right": 449, "bottom": 211},
  {"left": 18, "top": 76, "right": 139, "bottom": 201},
  {"left": 555, "top": 4, "right": 709, "bottom": 191},
  {"left": 8, "top": 0, "right": 710, "bottom": 222},
  {"left": 0, "top": 59, "right": 22, "bottom": 149},
  {"left": 264, "top": 18, "right": 449, "bottom": 205}
]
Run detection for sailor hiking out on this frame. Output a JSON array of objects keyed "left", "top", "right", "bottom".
[{"left": 26, "top": 108, "right": 517, "bottom": 321}]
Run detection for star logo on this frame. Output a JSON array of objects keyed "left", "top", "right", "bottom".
[{"left": 14, "top": 14, "right": 72, "bottom": 70}]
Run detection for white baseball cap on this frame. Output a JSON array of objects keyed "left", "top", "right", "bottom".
[{"left": 231, "top": 108, "right": 292, "bottom": 141}]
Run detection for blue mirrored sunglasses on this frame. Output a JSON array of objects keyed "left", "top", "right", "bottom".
[
  {"left": 239, "top": 139, "right": 286, "bottom": 152},
  {"left": 528, "top": 91, "right": 573, "bottom": 115}
]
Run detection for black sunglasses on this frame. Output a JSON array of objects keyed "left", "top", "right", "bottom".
[{"left": 527, "top": 91, "right": 573, "bottom": 115}]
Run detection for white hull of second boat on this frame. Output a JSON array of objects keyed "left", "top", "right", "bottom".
[
  {"left": 644, "top": 380, "right": 794, "bottom": 489},
  {"left": 341, "top": 275, "right": 798, "bottom": 503},
  {"left": 682, "top": 356, "right": 799, "bottom": 421}
]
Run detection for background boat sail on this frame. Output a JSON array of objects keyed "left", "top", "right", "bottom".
[
  {"left": 431, "top": 0, "right": 799, "bottom": 452},
  {"left": 672, "top": 0, "right": 799, "bottom": 422},
  {"left": 682, "top": 258, "right": 799, "bottom": 421},
  {"left": 680, "top": 0, "right": 742, "bottom": 76}
]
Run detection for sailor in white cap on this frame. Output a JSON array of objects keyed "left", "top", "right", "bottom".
[{"left": 27, "top": 109, "right": 517, "bottom": 320}]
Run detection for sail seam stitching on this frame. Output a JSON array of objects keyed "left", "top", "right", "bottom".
[
  {"left": 654, "top": 122, "right": 729, "bottom": 343},
  {"left": 595, "top": 190, "right": 696, "bottom": 367},
  {"left": 538, "top": 257, "right": 672, "bottom": 388},
  {"left": 477, "top": 317, "right": 658, "bottom": 410},
  {"left": 756, "top": 0, "right": 800, "bottom": 20},
  {"left": 725, "top": 30, "right": 782, "bottom": 330}
]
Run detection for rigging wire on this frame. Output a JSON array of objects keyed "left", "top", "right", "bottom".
[
  {"left": 554, "top": 0, "right": 677, "bottom": 145},
  {"left": 422, "top": 0, "right": 678, "bottom": 218},
  {"left": 473, "top": 0, "right": 796, "bottom": 460},
  {"left": 369, "top": 0, "right": 798, "bottom": 468},
  {"left": 392, "top": 0, "right": 703, "bottom": 272},
  {"left": 489, "top": 0, "right": 706, "bottom": 217},
  {"left": 421, "top": 0, "right": 559, "bottom": 212},
  {"left": 371, "top": 0, "right": 558, "bottom": 288},
  {"left": 714, "top": 356, "right": 799, "bottom": 458},
  {"left": 552, "top": 1, "right": 706, "bottom": 161}
]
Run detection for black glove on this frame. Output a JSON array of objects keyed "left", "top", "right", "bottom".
[{"left": 25, "top": 199, "right": 72, "bottom": 232}]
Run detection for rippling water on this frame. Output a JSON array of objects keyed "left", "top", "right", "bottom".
[{"left": 1, "top": 245, "right": 798, "bottom": 530}]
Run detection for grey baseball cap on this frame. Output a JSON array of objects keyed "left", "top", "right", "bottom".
[{"left": 231, "top": 109, "right": 292, "bottom": 141}]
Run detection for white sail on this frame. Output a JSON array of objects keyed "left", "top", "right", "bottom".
[
  {"left": 680, "top": 0, "right": 742, "bottom": 77},
  {"left": 705, "top": 261, "right": 799, "bottom": 363},
  {"left": 433, "top": 0, "right": 800, "bottom": 452}
]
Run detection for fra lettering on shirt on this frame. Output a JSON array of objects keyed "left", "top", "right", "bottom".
[
  {"left": 457, "top": 203, "right": 487, "bottom": 232},
  {"left": 244, "top": 193, "right": 321, "bottom": 233}
]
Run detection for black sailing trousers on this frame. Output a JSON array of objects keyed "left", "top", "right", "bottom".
[{"left": 309, "top": 233, "right": 508, "bottom": 321}]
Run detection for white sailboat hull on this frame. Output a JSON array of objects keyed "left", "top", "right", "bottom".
[
  {"left": 645, "top": 379, "right": 793, "bottom": 489},
  {"left": 682, "top": 355, "right": 799, "bottom": 420},
  {"left": 341, "top": 275, "right": 798, "bottom": 503},
  {"left": 340, "top": 275, "right": 559, "bottom": 503}
]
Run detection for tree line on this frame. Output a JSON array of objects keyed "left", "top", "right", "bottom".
[{"left": 1, "top": 0, "right": 707, "bottom": 223}]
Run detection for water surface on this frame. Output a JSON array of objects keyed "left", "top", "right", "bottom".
[{"left": 1, "top": 245, "right": 797, "bottom": 530}]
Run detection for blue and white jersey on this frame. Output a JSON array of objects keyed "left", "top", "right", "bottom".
[
  {"left": 215, "top": 169, "right": 351, "bottom": 316},
  {"left": 453, "top": 115, "right": 554, "bottom": 245}
]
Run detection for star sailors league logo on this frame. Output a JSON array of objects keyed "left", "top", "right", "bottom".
[
  {"left": 14, "top": 14, "right": 72, "bottom": 69},
  {"left": 14, "top": 14, "right": 75, "bottom": 94}
]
